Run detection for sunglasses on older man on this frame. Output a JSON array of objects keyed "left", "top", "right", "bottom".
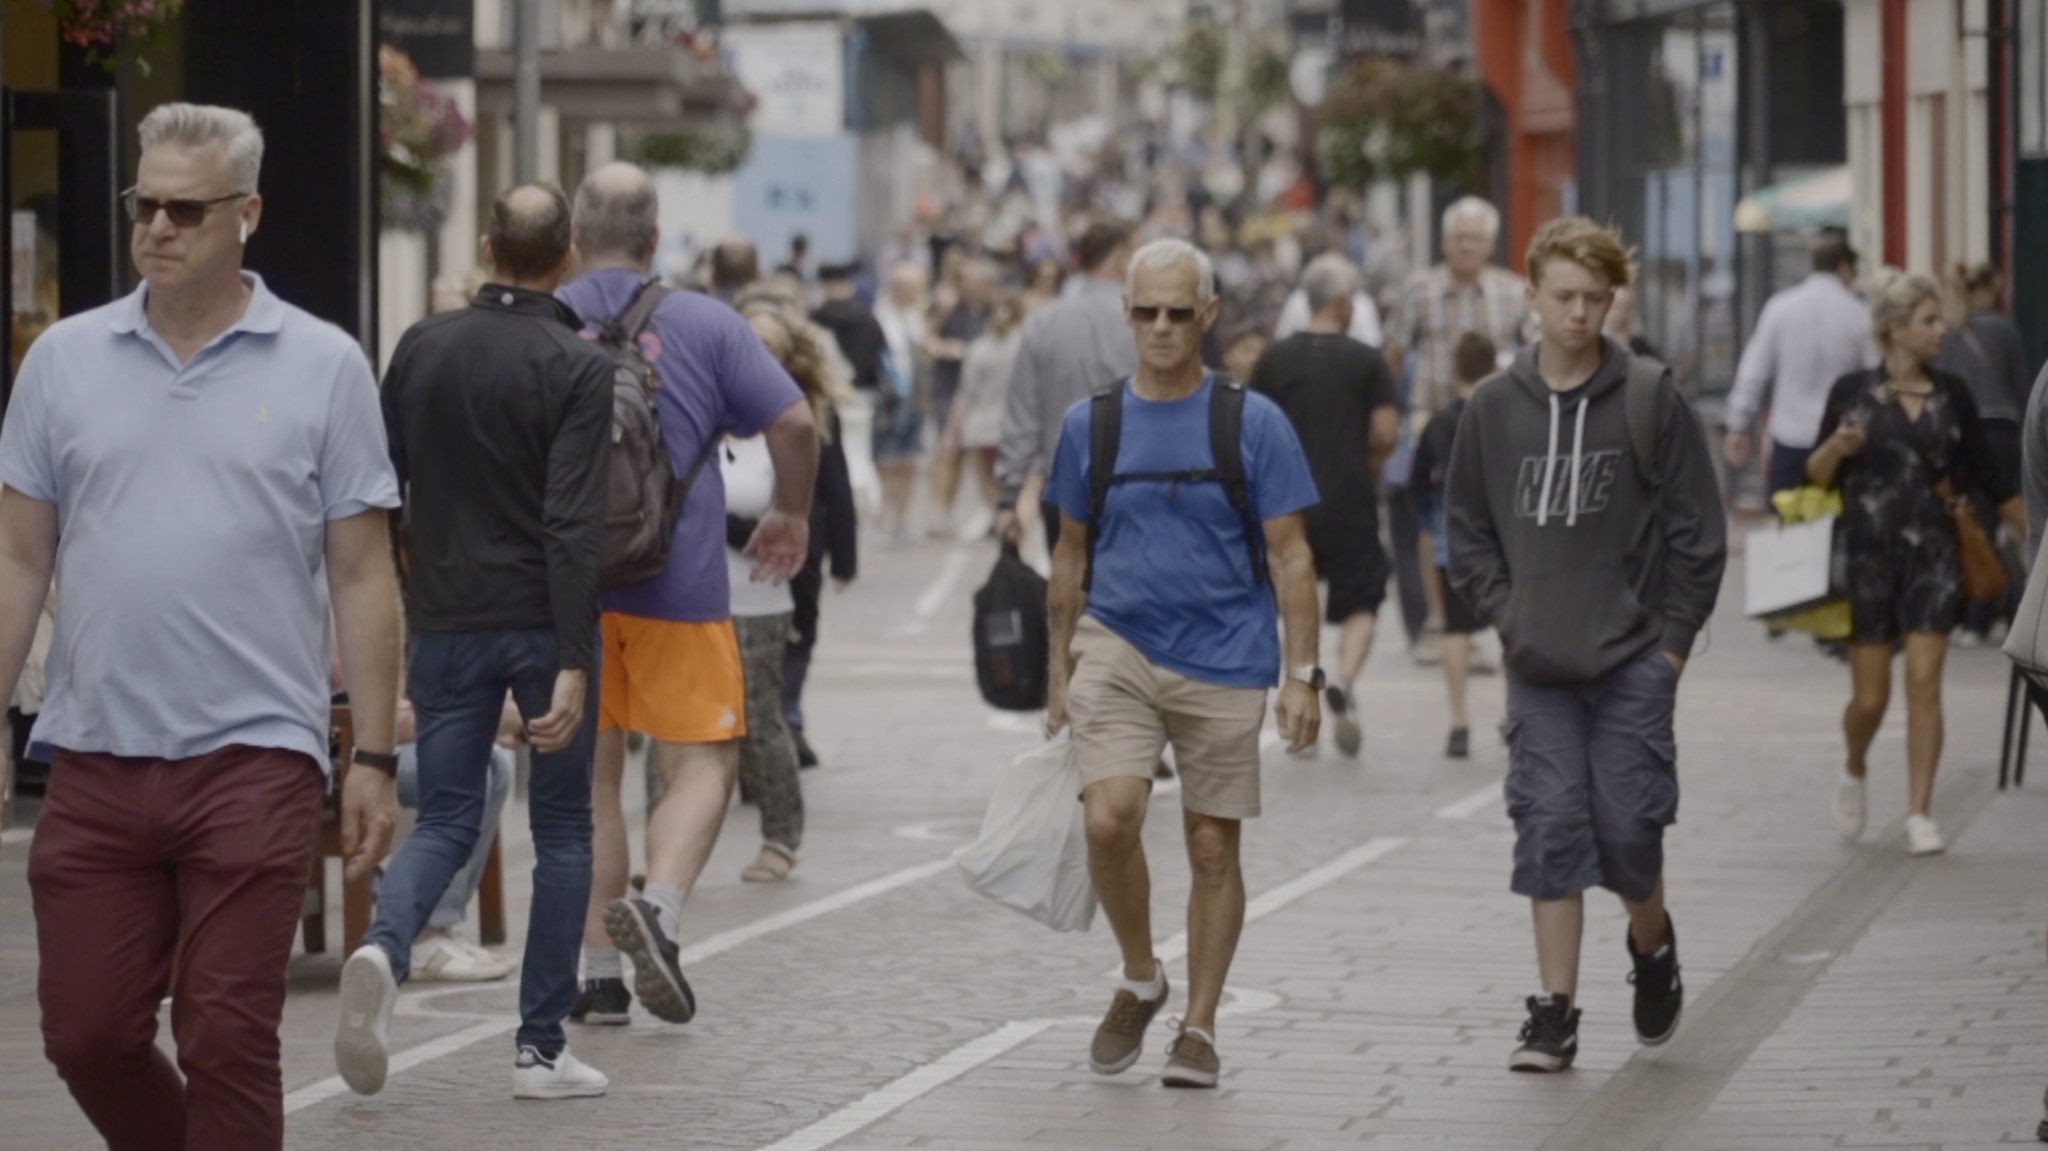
[
  {"left": 122, "top": 187, "right": 248, "bottom": 228},
  {"left": 1129, "top": 304, "right": 1200, "bottom": 325}
]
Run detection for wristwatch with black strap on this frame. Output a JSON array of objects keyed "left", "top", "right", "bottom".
[
  {"left": 1286, "top": 665, "right": 1326, "bottom": 691},
  {"left": 350, "top": 747, "right": 400, "bottom": 776}
]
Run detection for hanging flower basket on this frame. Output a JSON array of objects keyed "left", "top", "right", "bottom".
[
  {"left": 40, "top": 0, "right": 183, "bottom": 73},
  {"left": 1316, "top": 59, "right": 1485, "bottom": 191},
  {"left": 379, "top": 46, "right": 474, "bottom": 233}
]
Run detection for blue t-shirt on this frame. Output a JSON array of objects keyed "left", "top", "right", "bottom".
[
  {"left": 558, "top": 269, "right": 804, "bottom": 622},
  {"left": 1049, "top": 377, "right": 1318, "bottom": 688}
]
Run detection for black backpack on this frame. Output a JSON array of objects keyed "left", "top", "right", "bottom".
[
  {"left": 1085, "top": 377, "right": 1266, "bottom": 593},
  {"left": 586, "top": 279, "right": 717, "bottom": 591},
  {"left": 972, "top": 541, "right": 1051, "bottom": 711}
]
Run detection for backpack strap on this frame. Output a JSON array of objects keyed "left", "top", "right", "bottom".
[
  {"left": 594, "top": 277, "right": 672, "bottom": 347},
  {"left": 1209, "top": 379, "right": 1268, "bottom": 588},
  {"left": 1622, "top": 354, "right": 1666, "bottom": 492},
  {"left": 662, "top": 433, "right": 722, "bottom": 539},
  {"left": 1083, "top": 385, "right": 1123, "bottom": 594}
]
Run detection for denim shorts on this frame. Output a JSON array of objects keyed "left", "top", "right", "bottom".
[{"left": 1501, "top": 648, "right": 1680, "bottom": 902}]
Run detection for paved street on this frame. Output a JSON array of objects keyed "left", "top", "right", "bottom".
[{"left": 3, "top": 523, "right": 2045, "bottom": 1151}]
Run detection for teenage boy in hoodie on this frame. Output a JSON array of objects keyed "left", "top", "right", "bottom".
[{"left": 1445, "top": 217, "right": 1726, "bottom": 1073}]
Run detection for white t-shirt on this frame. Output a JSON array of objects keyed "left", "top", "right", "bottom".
[
  {"left": 1273, "top": 289, "right": 1384, "bottom": 348},
  {"left": 722, "top": 436, "right": 794, "bottom": 618}
]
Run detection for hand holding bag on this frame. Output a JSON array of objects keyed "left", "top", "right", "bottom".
[
  {"left": 1935, "top": 479, "right": 2009, "bottom": 602},
  {"left": 955, "top": 734, "right": 1097, "bottom": 933}
]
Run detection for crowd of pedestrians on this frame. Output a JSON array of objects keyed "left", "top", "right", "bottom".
[{"left": 4, "top": 97, "right": 2046, "bottom": 1149}]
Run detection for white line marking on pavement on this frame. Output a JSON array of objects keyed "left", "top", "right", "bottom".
[
  {"left": 985, "top": 710, "right": 1048, "bottom": 735},
  {"left": 1434, "top": 780, "right": 1505, "bottom": 821},
  {"left": 1107, "top": 835, "right": 1409, "bottom": 976},
  {"left": 755, "top": 984, "right": 1284, "bottom": 1151},
  {"left": 284, "top": 856, "right": 958, "bottom": 1113},
  {"left": 894, "top": 546, "right": 977, "bottom": 637},
  {"left": 890, "top": 818, "right": 980, "bottom": 843},
  {"left": 0, "top": 828, "right": 31, "bottom": 847},
  {"left": 756, "top": 1020, "right": 1057, "bottom": 1151}
]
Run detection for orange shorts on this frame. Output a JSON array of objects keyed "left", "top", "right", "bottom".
[{"left": 598, "top": 613, "right": 747, "bottom": 743}]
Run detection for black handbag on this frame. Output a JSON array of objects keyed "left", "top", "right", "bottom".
[{"left": 972, "top": 542, "right": 1050, "bottom": 711}]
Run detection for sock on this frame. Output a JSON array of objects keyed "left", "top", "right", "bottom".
[
  {"left": 583, "top": 946, "right": 622, "bottom": 981},
  {"left": 644, "top": 880, "right": 686, "bottom": 939},
  {"left": 1118, "top": 960, "right": 1164, "bottom": 999}
]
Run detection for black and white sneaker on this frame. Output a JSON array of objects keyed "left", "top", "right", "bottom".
[
  {"left": 1627, "top": 915, "right": 1683, "bottom": 1046},
  {"left": 602, "top": 898, "right": 696, "bottom": 1024},
  {"left": 569, "top": 977, "right": 632, "bottom": 1025},
  {"left": 1326, "top": 685, "right": 1362, "bottom": 758},
  {"left": 1510, "top": 994, "right": 1579, "bottom": 1073}
]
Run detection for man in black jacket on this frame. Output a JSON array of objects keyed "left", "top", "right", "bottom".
[{"left": 336, "top": 183, "right": 615, "bottom": 1101}]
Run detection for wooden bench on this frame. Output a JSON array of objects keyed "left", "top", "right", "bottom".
[{"left": 302, "top": 704, "right": 507, "bottom": 954}]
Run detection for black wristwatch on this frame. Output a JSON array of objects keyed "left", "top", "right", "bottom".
[
  {"left": 351, "top": 748, "right": 400, "bottom": 776},
  {"left": 1286, "top": 665, "right": 1326, "bottom": 691}
]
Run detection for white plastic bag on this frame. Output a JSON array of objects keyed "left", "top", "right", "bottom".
[{"left": 954, "top": 733, "right": 1097, "bottom": 932}]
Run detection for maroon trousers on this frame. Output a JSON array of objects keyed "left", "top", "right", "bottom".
[{"left": 29, "top": 746, "right": 323, "bottom": 1151}]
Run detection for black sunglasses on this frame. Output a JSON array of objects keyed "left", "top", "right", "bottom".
[
  {"left": 121, "top": 187, "right": 248, "bottom": 229},
  {"left": 1129, "top": 305, "right": 1200, "bottom": 325}
]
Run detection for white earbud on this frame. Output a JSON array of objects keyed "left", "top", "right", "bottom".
[{"left": 239, "top": 220, "right": 249, "bottom": 244}]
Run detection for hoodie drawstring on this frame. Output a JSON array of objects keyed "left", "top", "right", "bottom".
[{"left": 1535, "top": 393, "right": 1590, "bottom": 529}]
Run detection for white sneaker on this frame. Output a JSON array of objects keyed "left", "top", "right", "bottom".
[
  {"left": 1411, "top": 627, "right": 1443, "bottom": 667},
  {"left": 1905, "top": 814, "right": 1946, "bottom": 856},
  {"left": 336, "top": 945, "right": 398, "bottom": 1095},
  {"left": 1833, "top": 775, "right": 1867, "bottom": 842},
  {"left": 513, "top": 1045, "right": 609, "bottom": 1099},
  {"left": 412, "top": 933, "right": 513, "bottom": 983}
]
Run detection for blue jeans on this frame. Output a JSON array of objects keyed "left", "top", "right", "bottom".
[
  {"left": 1767, "top": 440, "right": 1814, "bottom": 505},
  {"left": 378, "top": 743, "right": 514, "bottom": 930},
  {"left": 363, "top": 628, "right": 597, "bottom": 1056}
]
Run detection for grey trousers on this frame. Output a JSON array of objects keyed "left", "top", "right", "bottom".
[{"left": 735, "top": 613, "right": 806, "bottom": 851}]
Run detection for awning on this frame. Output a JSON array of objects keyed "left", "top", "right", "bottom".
[
  {"left": 1734, "top": 166, "right": 1852, "bottom": 234},
  {"left": 474, "top": 47, "right": 745, "bottom": 126}
]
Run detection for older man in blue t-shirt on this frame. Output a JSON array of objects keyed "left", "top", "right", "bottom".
[{"left": 1045, "top": 238, "right": 1323, "bottom": 1091}]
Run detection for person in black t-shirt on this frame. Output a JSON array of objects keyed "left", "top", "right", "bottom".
[
  {"left": 1248, "top": 254, "right": 1400, "bottom": 758},
  {"left": 1411, "top": 332, "right": 1496, "bottom": 759}
]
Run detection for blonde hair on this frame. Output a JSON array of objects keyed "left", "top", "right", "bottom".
[
  {"left": 736, "top": 287, "right": 855, "bottom": 442},
  {"left": 1869, "top": 270, "right": 1944, "bottom": 351},
  {"left": 1525, "top": 217, "right": 1635, "bottom": 289}
]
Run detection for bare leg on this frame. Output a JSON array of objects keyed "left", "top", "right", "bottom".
[
  {"left": 930, "top": 448, "right": 962, "bottom": 532},
  {"left": 644, "top": 739, "right": 740, "bottom": 898},
  {"left": 880, "top": 460, "right": 917, "bottom": 536},
  {"left": 1531, "top": 895, "right": 1585, "bottom": 1001},
  {"left": 1620, "top": 877, "right": 1668, "bottom": 953},
  {"left": 1181, "top": 809, "right": 1245, "bottom": 1034},
  {"left": 1901, "top": 632, "right": 1948, "bottom": 817},
  {"left": 1843, "top": 643, "right": 1894, "bottom": 781},
  {"left": 1084, "top": 777, "right": 1156, "bottom": 981},
  {"left": 971, "top": 450, "right": 1001, "bottom": 507},
  {"left": 1335, "top": 612, "right": 1377, "bottom": 687},
  {"left": 1441, "top": 633, "right": 1472, "bottom": 728},
  {"left": 583, "top": 727, "right": 630, "bottom": 947}
]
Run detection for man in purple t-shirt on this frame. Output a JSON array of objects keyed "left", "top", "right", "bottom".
[{"left": 557, "top": 164, "right": 817, "bottom": 1026}]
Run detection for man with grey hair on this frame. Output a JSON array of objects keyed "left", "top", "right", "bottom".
[
  {"left": 0, "top": 102, "right": 402, "bottom": 1148},
  {"left": 1383, "top": 196, "right": 1532, "bottom": 662},
  {"left": 1273, "top": 251, "right": 1385, "bottom": 346},
  {"left": 1250, "top": 253, "right": 1401, "bottom": 757},
  {"left": 1046, "top": 237, "right": 1322, "bottom": 1089},
  {"left": 557, "top": 162, "right": 817, "bottom": 1029}
]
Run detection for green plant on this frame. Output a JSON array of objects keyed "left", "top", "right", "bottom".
[
  {"left": 379, "top": 46, "right": 474, "bottom": 232},
  {"left": 1244, "top": 40, "right": 1292, "bottom": 113},
  {"left": 1316, "top": 60, "right": 1484, "bottom": 191},
  {"left": 1175, "top": 20, "right": 1225, "bottom": 100},
  {"left": 40, "top": 0, "right": 182, "bottom": 74},
  {"left": 626, "top": 123, "right": 753, "bottom": 175}
]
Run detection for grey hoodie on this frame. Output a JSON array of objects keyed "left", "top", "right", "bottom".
[{"left": 1446, "top": 339, "right": 1727, "bottom": 684}]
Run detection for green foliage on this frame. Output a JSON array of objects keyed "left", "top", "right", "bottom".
[
  {"left": 1244, "top": 40, "right": 1292, "bottom": 113},
  {"left": 627, "top": 123, "right": 753, "bottom": 175},
  {"left": 1316, "top": 59, "right": 1485, "bottom": 191},
  {"left": 1175, "top": 20, "right": 1226, "bottom": 100}
]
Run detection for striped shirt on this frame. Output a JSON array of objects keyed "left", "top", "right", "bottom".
[{"left": 1386, "top": 264, "right": 1532, "bottom": 418}]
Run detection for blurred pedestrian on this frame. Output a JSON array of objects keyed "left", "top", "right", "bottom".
[
  {"left": 709, "top": 235, "right": 761, "bottom": 305},
  {"left": 1447, "top": 217, "right": 1726, "bottom": 1073},
  {"left": 0, "top": 103, "right": 402, "bottom": 1147},
  {"left": 1411, "top": 332, "right": 1498, "bottom": 758},
  {"left": 343, "top": 181, "right": 611, "bottom": 1100},
  {"left": 927, "top": 259, "right": 998, "bottom": 536},
  {"left": 1048, "top": 239, "right": 1322, "bottom": 1090},
  {"left": 1932, "top": 261, "right": 2033, "bottom": 642},
  {"left": 943, "top": 293, "right": 1026, "bottom": 523},
  {"left": 1248, "top": 254, "right": 1400, "bottom": 759},
  {"left": 559, "top": 163, "right": 816, "bottom": 1028},
  {"left": 1807, "top": 272, "right": 2024, "bottom": 856},
  {"left": 1221, "top": 327, "right": 1270, "bottom": 386},
  {"left": 1724, "top": 238, "right": 1877, "bottom": 499},
  {"left": 874, "top": 262, "right": 931, "bottom": 541},
  {"left": 996, "top": 219, "right": 1139, "bottom": 553}
]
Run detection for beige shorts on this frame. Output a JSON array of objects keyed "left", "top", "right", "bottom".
[{"left": 1067, "top": 616, "right": 1269, "bottom": 820}]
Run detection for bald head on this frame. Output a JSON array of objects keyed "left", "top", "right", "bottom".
[
  {"left": 712, "top": 235, "right": 760, "bottom": 289},
  {"left": 573, "top": 162, "right": 658, "bottom": 266},
  {"left": 485, "top": 182, "right": 573, "bottom": 285}
]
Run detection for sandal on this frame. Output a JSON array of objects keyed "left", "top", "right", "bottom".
[{"left": 741, "top": 842, "right": 798, "bottom": 883}]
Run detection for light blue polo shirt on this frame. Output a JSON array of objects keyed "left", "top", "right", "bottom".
[{"left": 0, "top": 274, "right": 400, "bottom": 775}]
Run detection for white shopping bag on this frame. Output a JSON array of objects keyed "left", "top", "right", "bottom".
[
  {"left": 836, "top": 398, "right": 883, "bottom": 519},
  {"left": 1744, "top": 516, "right": 1837, "bottom": 618},
  {"left": 954, "top": 733, "right": 1097, "bottom": 933}
]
